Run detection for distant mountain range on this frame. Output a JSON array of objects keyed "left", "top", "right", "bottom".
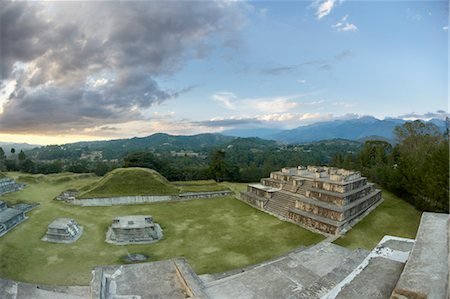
[
  {"left": 2, "top": 117, "right": 447, "bottom": 161},
  {"left": 222, "top": 117, "right": 448, "bottom": 143}
]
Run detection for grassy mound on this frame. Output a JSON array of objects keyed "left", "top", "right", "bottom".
[
  {"left": 78, "top": 167, "right": 179, "bottom": 198},
  {"left": 0, "top": 172, "right": 6, "bottom": 178}
]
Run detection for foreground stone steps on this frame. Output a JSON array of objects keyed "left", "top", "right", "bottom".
[
  {"left": 202, "top": 242, "right": 358, "bottom": 299},
  {"left": 322, "top": 236, "right": 415, "bottom": 299},
  {"left": 290, "top": 248, "right": 369, "bottom": 299}
]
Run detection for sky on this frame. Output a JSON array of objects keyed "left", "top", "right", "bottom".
[{"left": 0, "top": 0, "right": 448, "bottom": 145}]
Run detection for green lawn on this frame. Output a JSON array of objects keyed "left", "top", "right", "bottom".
[
  {"left": 173, "top": 180, "right": 230, "bottom": 193},
  {"left": 334, "top": 189, "right": 422, "bottom": 250},
  {"left": 0, "top": 172, "right": 324, "bottom": 286}
]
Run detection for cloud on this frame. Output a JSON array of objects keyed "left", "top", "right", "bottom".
[
  {"left": 212, "top": 92, "right": 238, "bottom": 110},
  {"left": 332, "top": 15, "right": 358, "bottom": 32},
  {"left": 0, "top": 1, "right": 248, "bottom": 134},
  {"left": 191, "top": 112, "right": 353, "bottom": 129},
  {"left": 397, "top": 110, "right": 449, "bottom": 120},
  {"left": 193, "top": 117, "right": 262, "bottom": 128},
  {"left": 247, "top": 96, "right": 300, "bottom": 113},
  {"left": 261, "top": 66, "right": 297, "bottom": 75},
  {"left": 211, "top": 92, "right": 304, "bottom": 114},
  {"left": 332, "top": 101, "right": 355, "bottom": 108},
  {"left": 315, "top": 0, "right": 338, "bottom": 19},
  {"left": 99, "top": 126, "right": 119, "bottom": 131},
  {"left": 300, "top": 49, "right": 353, "bottom": 71},
  {"left": 298, "top": 79, "right": 307, "bottom": 84},
  {"left": 443, "top": 26, "right": 449, "bottom": 31}
]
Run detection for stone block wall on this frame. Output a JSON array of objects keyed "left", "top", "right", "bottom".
[
  {"left": 240, "top": 192, "right": 267, "bottom": 209},
  {"left": 295, "top": 201, "right": 344, "bottom": 221},
  {"left": 287, "top": 211, "right": 338, "bottom": 234}
]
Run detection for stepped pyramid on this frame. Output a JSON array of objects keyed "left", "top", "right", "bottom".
[{"left": 240, "top": 166, "right": 382, "bottom": 234}]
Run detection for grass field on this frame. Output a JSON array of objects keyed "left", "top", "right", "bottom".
[
  {"left": 173, "top": 180, "right": 230, "bottom": 193},
  {"left": 334, "top": 189, "right": 422, "bottom": 249},
  {"left": 78, "top": 168, "right": 179, "bottom": 198},
  {"left": 0, "top": 172, "right": 324, "bottom": 286}
]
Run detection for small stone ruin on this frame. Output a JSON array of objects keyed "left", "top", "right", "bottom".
[
  {"left": 106, "top": 215, "right": 163, "bottom": 245},
  {"left": 41, "top": 218, "right": 83, "bottom": 243},
  {"left": 56, "top": 190, "right": 78, "bottom": 201},
  {"left": 0, "top": 200, "right": 26, "bottom": 237},
  {"left": 0, "top": 178, "right": 25, "bottom": 196}
]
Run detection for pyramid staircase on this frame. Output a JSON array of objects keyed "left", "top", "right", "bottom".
[{"left": 264, "top": 190, "right": 297, "bottom": 218}]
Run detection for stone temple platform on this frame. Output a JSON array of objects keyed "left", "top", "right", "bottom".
[
  {"left": 105, "top": 215, "right": 163, "bottom": 245},
  {"left": 41, "top": 218, "right": 83, "bottom": 244},
  {"left": 241, "top": 166, "right": 382, "bottom": 234}
]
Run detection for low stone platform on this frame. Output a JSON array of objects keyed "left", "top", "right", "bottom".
[
  {"left": 0, "top": 201, "right": 37, "bottom": 237},
  {"left": 105, "top": 215, "right": 163, "bottom": 245},
  {"left": 90, "top": 258, "right": 207, "bottom": 299},
  {"left": 41, "top": 218, "right": 83, "bottom": 244}
]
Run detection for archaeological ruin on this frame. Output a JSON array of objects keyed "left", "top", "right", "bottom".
[
  {"left": 41, "top": 218, "right": 83, "bottom": 243},
  {"left": 106, "top": 215, "right": 163, "bottom": 244},
  {"left": 1, "top": 212, "right": 447, "bottom": 299},
  {"left": 241, "top": 166, "right": 382, "bottom": 234},
  {"left": 0, "top": 178, "right": 24, "bottom": 196},
  {"left": 0, "top": 200, "right": 26, "bottom": 237}
]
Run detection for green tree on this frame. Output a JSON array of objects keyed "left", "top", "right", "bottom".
[
  {"left": 394, "top": 120, "right": 448, "bottom": 212},
  {"left": 208, "top": 150, "right": 227, "bottom": 182},
  {"left": 123, "top": 152, "right": 163, "bottom": 171},
  {"left": 0, "top": 147, "right": 6, "bottom": 171},
  {"left": 18, "top": 150, "right": 26, "bottom": 161},
  {"left": 10, "top": 148, "right": 15, "bottom": 154}
]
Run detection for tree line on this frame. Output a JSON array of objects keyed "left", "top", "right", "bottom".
[{"left": 332, "top": 120, "right": 449, "bottom": 213}]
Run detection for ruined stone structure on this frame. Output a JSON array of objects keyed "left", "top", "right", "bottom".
[
  {"left": 106, "top": 215, "right": 163, "bottom": 244},
  {"left": 56, "top": 190, "right": 78, "bottom": 201},
  {"left": 241, "top": 166, "right": 382, "bottom": 234},
  {"left": 0, "top": 178, "right": 24, "bottom": 196},
  {"left": 0, "top": 200, "right": 26, "bottom": 237},
  {"left": 41, "top": 218, "right": 83, "bottom": 243}
]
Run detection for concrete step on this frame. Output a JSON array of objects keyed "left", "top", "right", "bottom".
[
  {"left": 321, "top": 236, "right": 415, "bottom": 299},
  {"left": 203, "top": 242, "right": 356, "bottom": 299},
  {"left": 290, "top": 248, "right": 369, "bottom": 299}
]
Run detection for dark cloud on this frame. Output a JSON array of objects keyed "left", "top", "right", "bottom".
[{"left": 0, "top": 1, "right": 247, "bottom": 133}]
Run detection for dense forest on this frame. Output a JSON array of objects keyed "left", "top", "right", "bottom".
[
  {"left": 0, "top": 120, "right": 447, "bottom": 213},
  {"left": 332, "top": 120, "right": 449, "bottom": 213}
]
